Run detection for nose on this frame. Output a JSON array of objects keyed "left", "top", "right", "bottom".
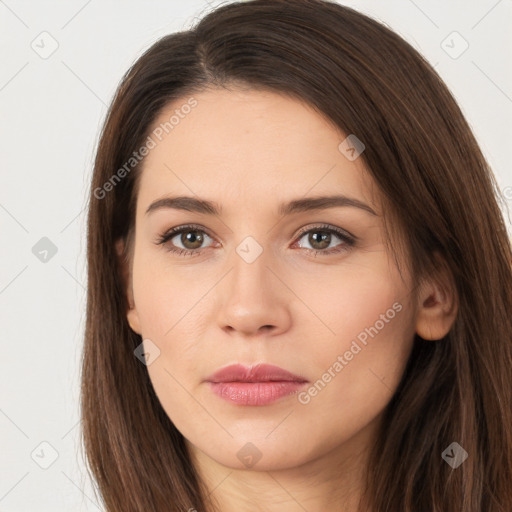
[{"left": 216, "top": 246, "right": 292, "bottom": 338}]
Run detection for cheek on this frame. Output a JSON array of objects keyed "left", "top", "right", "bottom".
[
  {"left": 295, "top": 259, "right": 415, "bottom": 410},
  {"left": 132, "top": 263, "right": 208, "bottom": 431},
  {"left": 297, "top": 254, "right": 410, "bottom": 351},
  {"left": 131, "top": 245, "right": 206, "bottom": 339},
  {"left": 131, "top": 248, "right": 213, "bottom": 397}
]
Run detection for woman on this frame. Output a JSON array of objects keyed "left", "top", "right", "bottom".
[{"left": 81, "top": 1, "right": 512, "bottom": 510}]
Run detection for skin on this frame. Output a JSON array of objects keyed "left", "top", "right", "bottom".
[{"left": 118, "top": 87, "right": 457, "bottom": 512}]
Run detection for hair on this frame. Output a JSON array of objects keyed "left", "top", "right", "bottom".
[{"left": 81, "top": 1, "right": 512, "bottom": 510}]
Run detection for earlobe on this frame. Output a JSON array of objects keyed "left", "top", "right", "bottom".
[
  {"left": 115, "top": 238, "right": 141, "bottom": 335},
  {"left": 415, "top": 257, "right": 458, "bottom": 341},
  {"left": 126, "top": 308, "right": 142, "bottom": 335}
]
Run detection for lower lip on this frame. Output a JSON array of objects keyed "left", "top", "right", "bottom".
[{"left": 207, "top": 381, "right": 308, "bottom": 406}]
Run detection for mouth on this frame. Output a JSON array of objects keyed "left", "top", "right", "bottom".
[{"left": 205, "top": 363, "right": 309, "bottom": 406}]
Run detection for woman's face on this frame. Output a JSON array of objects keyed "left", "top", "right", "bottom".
[{"left": 123, "top": 87, "right": 418, "bottom": 472}]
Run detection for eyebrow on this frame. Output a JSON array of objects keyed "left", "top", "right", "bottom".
[{"left": 145, "top": 194, "right": 377, "bottom": 217}]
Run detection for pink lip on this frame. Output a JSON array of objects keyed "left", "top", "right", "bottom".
[{"left": 205, "top": 364, "right": 308, "bottom": 406}]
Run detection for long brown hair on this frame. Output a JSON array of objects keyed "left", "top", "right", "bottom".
[{"left": 81, "top": 1, "right": 512, "bottom": 510}]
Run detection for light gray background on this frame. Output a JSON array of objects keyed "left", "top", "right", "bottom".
[{"left": 1, "top": 1, "right": 511, "bottom": 510}]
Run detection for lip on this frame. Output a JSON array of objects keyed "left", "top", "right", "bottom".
[
  {"left": 205, "top": 363, "right": 308, "bottom": 383},
  {"left": 205, "top": 364, "right": 309, "bottom": 406}
]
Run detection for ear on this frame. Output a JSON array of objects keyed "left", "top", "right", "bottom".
[
  {"left": 415, "top": 253, "right": 458, "bottom": 341},
  {"left": 115, "top": 238, "right": 141, "bottom": 335}
]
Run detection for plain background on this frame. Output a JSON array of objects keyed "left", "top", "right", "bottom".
[{"left": 1, "top": 1, "right": 511, "bottom": 510}]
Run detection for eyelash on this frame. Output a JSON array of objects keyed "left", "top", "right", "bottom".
[{"left": 155, "top": 223, "right": 356, "bottom": 258}]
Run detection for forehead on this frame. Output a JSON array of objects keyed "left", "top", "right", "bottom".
[{"left": 136, "top": 87, "right": 378, "bottom": 215}]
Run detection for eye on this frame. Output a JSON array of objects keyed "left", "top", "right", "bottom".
[
  {"left": 156, "top": 224, "right": 215, "bottom": 257},
  {"left": 155, "top": 223, "right": 355, "bottom": 257},
  {"left": 293, "top": 224, "right": 355, "bottom": 256}
]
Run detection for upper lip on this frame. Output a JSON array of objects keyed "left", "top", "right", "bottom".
[{"left": 205, "top": 363, "right": 308, "bottom": 383}]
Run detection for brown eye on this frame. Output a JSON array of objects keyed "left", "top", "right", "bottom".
[
  {"left": 178, "top": 230, "right": 205, "bottom": 250},
  {"left": 156, "top": 225, "right": 214, "bottom": 255},
  {"left": 304, "top": 230, "right": 332, "bottom": 250},
  {"left": 295, "top": 225, "right": 353, "bottom": 254}
]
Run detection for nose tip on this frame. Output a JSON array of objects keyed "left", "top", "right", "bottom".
[{"left": 223, "top": 317, "right": 277, "bottom": 337}]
